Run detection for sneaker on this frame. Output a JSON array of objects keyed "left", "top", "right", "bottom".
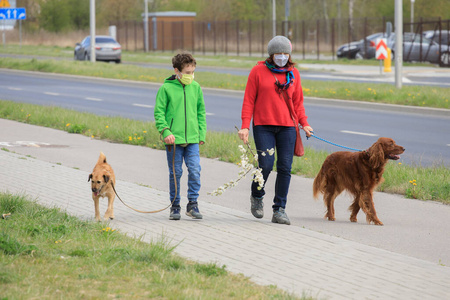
[
  {"left": 271, "top": 208, "right": 291, "bottom": 225},
  {"left": 250, "top": 196, "right": 264, "bottom": 218},
  {"left": 169, "top": 206, "right": 181, "bottom": 220},
  {"left": 186, "top": 202, "right": 203, "bottom": 219}
]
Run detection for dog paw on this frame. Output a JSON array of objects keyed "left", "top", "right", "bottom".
[
  {"left": 350, "top": 217, "right": 357, "bottom": 222},
  {"left": 327, "top": 217, "right": 336, "bottom": 221}
]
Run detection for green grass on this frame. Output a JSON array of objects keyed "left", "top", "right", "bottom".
[
  {"left": 0, "top": 50, "right": 449, "bottom": 109},
  {"left": 0, "top": 192, "right": 302, "bottom": 299},
  {"left": 1, "top": 100, "right": 449, "bottom": 203}
]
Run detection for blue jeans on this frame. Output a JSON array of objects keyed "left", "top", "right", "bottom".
[
  {"left": 251, "top": 125, "right": 296, "bottom": 210},
  {"left": 166, "top": 144, "right": 201, "bottom": 207}
]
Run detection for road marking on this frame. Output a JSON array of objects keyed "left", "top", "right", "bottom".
[
  {"left": 44, "top": 92, "right": 59, "bottom": 96},
  {"left": 85, "top": 97, "right": 102, "bottom": 101},
  {"left": 341, "top": 130, "right": 379, "bottom": 137},
  {"left": 8, "top": 87, "right": 22, "bottom": 91},
  {"left": 132, "top": 103, "right": 153, "bottom": 108},
  {"left": 206, "top": 112, "right": 215, "bottom": 116}
]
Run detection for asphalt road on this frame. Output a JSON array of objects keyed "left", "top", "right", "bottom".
[{"left": 1, "top": 69, "right": 449, "bottom": 166}]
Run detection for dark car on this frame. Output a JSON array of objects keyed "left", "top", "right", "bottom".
[
  {"left": 388, "top": 32, "right": 450, "bottom": 67},
  {"left": 74, "top": 35, "right": 121, "bottom": 63},
  {"left": 336, "top": 32, "right": 386, "bottom": 59}
]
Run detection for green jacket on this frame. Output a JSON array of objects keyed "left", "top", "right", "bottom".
[{"left": 154, "top": 75, "right": 207, "bottom": 145}]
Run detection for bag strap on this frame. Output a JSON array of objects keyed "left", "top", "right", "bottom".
[{"left": 273, "top": 74, "right": 297, "bottom": 127}]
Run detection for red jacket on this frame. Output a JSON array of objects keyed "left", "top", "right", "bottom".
[{"left": 241, "top": 61, "right": 309, "bottom": 129}]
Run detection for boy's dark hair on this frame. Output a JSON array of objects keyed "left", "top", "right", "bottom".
[{"left": 172, "top": 53, "right": 196, "bottom": 71}]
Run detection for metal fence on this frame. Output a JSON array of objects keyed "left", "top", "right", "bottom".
[{"left": 111, "top": 17, "right": 450, "bottom": 61}]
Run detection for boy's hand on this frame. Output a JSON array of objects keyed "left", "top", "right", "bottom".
[{"left": 164, "top": 134, "right": 175, "bottom": 144}]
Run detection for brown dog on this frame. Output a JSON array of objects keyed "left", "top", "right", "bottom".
[
  {"left": 313, "top": 137, "right": 405, "bottom": 225},
  {"left": 88, "top": 152, "right": 116, "bottom": 221}
]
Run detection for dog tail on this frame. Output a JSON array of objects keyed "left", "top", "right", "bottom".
[
  {"left": 313, "top": 166, "right": 325, "bottom": 200},
  {"left": 98, "top": 152, "right": 107, "bottom": 164}
]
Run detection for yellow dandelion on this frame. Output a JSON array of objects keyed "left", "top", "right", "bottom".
[
  {"left": 143, "top": 131, "right": 147, "bottom": 133},
  {"left": 66, "top": 123, "right": 70, "bottom": 127},
  {"left": 413, "top": 183, "right": 417, "bottom": 186},
  {"left": 128, "top": 136, "right": 132, "bottom": 141},
  {"left": 105, "top": 125, "right": 109, "bottom": 129},
  {"left": 91, "top": 135, "right": 94, "bottom": 138},
  {"left": 398, "top": 162, "right": 402, "bottom": 165},
  {"left": 368, "top": 88, "right": 372, "bottom": 91}
]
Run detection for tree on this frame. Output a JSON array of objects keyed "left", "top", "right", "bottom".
[{"left": 38, "top": 0, "right": 71, "bottom": 32}]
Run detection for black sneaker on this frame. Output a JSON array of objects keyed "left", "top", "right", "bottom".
[
  {"left": 169, "top": 206, "right": 181, "bottom": 220},
  {"left": 186, "top": 202, "right": 203, "bottom": 219},
  {"left": 250, "top": 196, "right": 264, "bottom": 218},
  {"left": 271, "top": 208, "right": 290, "bottom": 225}
]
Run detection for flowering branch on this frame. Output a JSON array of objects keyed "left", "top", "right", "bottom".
[{"left": 208, "top": 128, "right": 274, "bottom": 196}]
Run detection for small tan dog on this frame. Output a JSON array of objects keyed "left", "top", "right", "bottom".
[{"left": 88, "top": 152, "right": 116, "bottom": 221}]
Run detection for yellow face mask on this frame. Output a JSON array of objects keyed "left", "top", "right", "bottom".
[{"left": 178, "top": 73, "right": 194, "bottom": 85}]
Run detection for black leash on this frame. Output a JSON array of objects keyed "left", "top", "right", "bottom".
[{"left": 111, "top": 128, "right": 177, "bottom": 214}]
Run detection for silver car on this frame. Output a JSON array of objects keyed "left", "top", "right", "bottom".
[
  {"left": 74, "top": 35, "right": 122, "bottom": 63},
  {"left": 388, "top": 32, "right": 450, "bottom": 67}
]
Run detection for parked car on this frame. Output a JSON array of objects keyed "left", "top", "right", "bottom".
[
  {"left": 336, "top": 32, "right": 386, "bottom": 59},
  {"left": 74, "top": 35, "right": 121, "bottom": 63},
  {"left": 387, "top": 32, "right": 450, "bottom": 67},
  {"left": 423, "top": 30, "right": 450, "bottom": 46}
]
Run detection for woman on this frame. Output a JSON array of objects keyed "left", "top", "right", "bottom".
[{"left": 238, "top": 35, "right": 313, "bottom": 225}]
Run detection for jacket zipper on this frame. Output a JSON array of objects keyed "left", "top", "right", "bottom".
[{"left": 183, "top": 85, "right": 187, "bottom": 143}]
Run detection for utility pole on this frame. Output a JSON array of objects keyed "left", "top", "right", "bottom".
[
  {"left": 410, "top": 0, "right": 415, "bottom": 32},
  {"left": 144, "top": 0, "right": 149, "bottom": 52},
  {"left": 90, "top": 0, "right": 96, "bottom": 62},
  {"left": 395, "top": 0, "right": 403, "bottom": 89},
  {"left": 272, "top": 0, "right": 276, "bottom": 37}
]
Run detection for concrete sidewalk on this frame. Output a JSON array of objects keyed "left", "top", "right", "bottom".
[{"left": 1, "top": 120, "right": 450, "bottom": 299}]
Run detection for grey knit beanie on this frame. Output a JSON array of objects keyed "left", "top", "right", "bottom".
[{"left": 267, "top": 35, "right": 292, "bottom": 55}]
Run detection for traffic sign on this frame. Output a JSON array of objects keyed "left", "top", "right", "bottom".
[
  {"left": 0, "top": 0, "right": 10, "bottom": 8},
  {"left": 0, "top": 8, "right": 26, "bottom": 20},
  {"left": 376, "top": 38, "right": 388, "bottom": 60}
]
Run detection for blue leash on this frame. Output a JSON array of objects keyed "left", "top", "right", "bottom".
[{"left": 307, "top": 132, "right": 363, "bottom": 152}]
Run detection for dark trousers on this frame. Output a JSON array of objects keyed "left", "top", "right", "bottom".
[{"left": 251, "top": 125, "right": 296, "bottom": 210}]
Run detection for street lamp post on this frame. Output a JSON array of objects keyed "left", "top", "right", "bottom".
[
  {"left": 90, "top": 0, "right": 95, "bottom": 63},
  {"left": 272, "top": 0, "right": 276, "bottom": 37},
  {"left": 411, "top": 0, "right": 415, "bottom": 32}
]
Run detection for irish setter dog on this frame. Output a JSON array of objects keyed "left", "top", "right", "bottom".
[{"left": 313, "top": 137, "right": 405, "bottom": 225}]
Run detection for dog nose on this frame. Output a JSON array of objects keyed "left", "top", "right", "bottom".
[{"left": 92, "top": 188, "right": 97, "bottom": 193}]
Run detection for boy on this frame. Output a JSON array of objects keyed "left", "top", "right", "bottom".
[{"left": 154, "top": 53, "right": 207, "bottom": 220}]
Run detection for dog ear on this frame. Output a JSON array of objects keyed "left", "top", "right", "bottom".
[
  {"left": 88, "top": 174, "right": 92, "bottom": 182},
  {"left": 368, "top": 142, "right": 384, "bottom": 168},
  {"left": 103, "top": 175, "right": 110, "bottom": 183}
]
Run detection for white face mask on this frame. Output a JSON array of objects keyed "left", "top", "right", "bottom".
[{"left": 274, "top": 54, "right": 289, "bottom": 67}]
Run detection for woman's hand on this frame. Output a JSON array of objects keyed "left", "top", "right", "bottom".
[
  {"left": 238, "top": 128, "right": 249, "bottom": 144},
  {"left": 303, "top": 126, "right": 313, "bottom": 137},
  {"left": 164, "top": 134, "right": 175, "bottom": 144}
]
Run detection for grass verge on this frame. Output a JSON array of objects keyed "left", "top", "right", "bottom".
[
  {"left": 0, "top": 192, "right": 301, "bottom": 299},
  {"left": 1, "top": 100, "right": 449, "bottom": 203},
  {"left": 0, "top": 55, "right": 449, "bottom": 109}
]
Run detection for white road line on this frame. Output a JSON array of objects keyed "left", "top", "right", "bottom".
[
  {"left": 132, "top": 103, "right": 153, "bottom": 108},
  {"left": 206, "top": 112, "right": 215, "bottom": 116},
  {"left": 341, "top": 130, "right": 379, "bottom": 137},
  {"left": 44, "top": 92, "right": 59, "bottom": 96},
  {"left": 8, "top": 87, "right": 22, "bottom": 91},
  {"left": 85, "top": 97, "right": 102, "bottom": 101}
]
